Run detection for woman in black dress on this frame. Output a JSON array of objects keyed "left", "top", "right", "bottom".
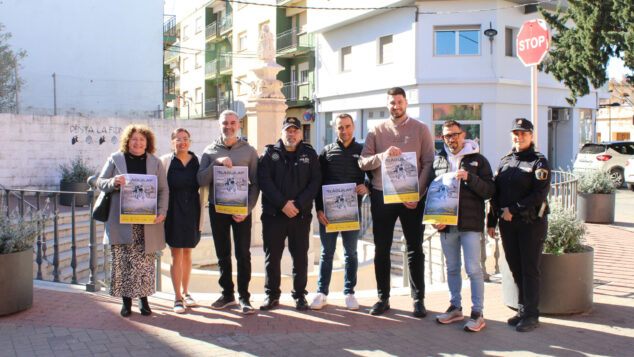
[{"left": 161, "top": 128, "right": 202, "bottom": 314}]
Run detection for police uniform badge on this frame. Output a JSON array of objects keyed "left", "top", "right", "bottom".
[
  {"left": 271, "top": 152, "right": 280, "bottom": 161},
  {"left": 535, "top": 168, "right": 549, "bottom": 180}
]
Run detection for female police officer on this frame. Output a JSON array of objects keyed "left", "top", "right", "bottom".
[{"left": 487, "top": 118, "right": 550, "bottom": 332}]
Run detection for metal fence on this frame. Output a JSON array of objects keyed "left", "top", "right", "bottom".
[{"left": 1, "top": 177, "right": 163, "bottom": 292}]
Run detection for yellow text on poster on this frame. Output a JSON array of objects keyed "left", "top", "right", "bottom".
[{"left": 215, "top": 205, "right": 248, "bottom": 215}]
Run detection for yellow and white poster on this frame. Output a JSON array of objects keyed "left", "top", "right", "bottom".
[
  {"left": 423, "top": 173, "right": 460, "bottom": 225},
  {"left": 120, "top": 174, "right": 157, "bottom": 224},
  {"left": 213, "top": 166, "right": 249, "bottom": 215},
  {"left": 322, "top": 183, "right": 360, "bottom": 233},
  {"left": 381, "top": 152, "right": 419, "bottom": 204}
]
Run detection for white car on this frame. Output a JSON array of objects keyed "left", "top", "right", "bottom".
[
  {"left": 573, "top": 141, "right": 634, "bottom": 187},
  {"left": 625, "top": 158, "right": 634, "bottom": 191}
]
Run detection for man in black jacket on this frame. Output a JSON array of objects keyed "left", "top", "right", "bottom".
[
  {"left": 310, "top": 114, "right": 369, "bottom": 311},
  {"left": 257, "top": 117, "right": 321, "bottom": 311},
  {"left": 431, "top": 120, "right": 495, "bottom": 332}
]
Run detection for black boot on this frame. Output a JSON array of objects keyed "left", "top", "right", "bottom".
[
  {"left": 121, "top": 297, "right": 132, "bottom": 317},
  {"left": 507, "top": 304, "right": 523, "bottom": 326},
  {"left": 516, "top": 316, "right": 539, "bottom": 332},
  {"left": 139, "top": 297, "right": 152, "bottom": 316}
]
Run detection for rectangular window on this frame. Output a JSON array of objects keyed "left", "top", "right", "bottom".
[
  {"left": 298, "top": 62, "right": 309, "bottom": 83},
  {"left": 378, "top": 35, "right": 393, "bottom": 64},
  {"left": 237, "top": 75, "right": 248, "bottom": 96},
  {"left": 432, "top": 104, "right": 482, "bottom": 153},
  {"left": 195, "top": 87, "right": 202, "bottom": 104},
  {"left": 182, "top": 57, "right": 189, "bottom": 73},
  {"left": 182, "top": 91, "right": 189, "bottom": 107},
  {"left": 325, "top": 112, "right": 333, "bottom": 144},
  {"left": 340, "top": 46, "right": 352, "bottom": 72},
  {"left": 195, "top": 17, "right": 203, "bottom": 33},
  {"left": 434, "top": 26, "right": 480, "bottom": 56},
  {"left": 183, "top": 25, "right": 189, "bottom": 41},
  {"left": 238, "top": 31, "right": 247, "bottom": 52},
  {"left": 195, "top": 52, "right": 202, "bottom": 68},
  {"left": 302, "top": 124, "right": 311, "bottom": 144},
  {"left": 505, "top": 27, "right": 516, "bottom": 57}
]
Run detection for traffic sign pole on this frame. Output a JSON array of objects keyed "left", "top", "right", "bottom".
[
  {"left": 532, "top": 65, "right": 538, "bottom": 147},
  {"left": 516, "top": 19, "right": 550, "bottom": 150}
]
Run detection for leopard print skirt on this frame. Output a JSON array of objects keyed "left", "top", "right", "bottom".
[{"left": 109, "top": 225, "right": 156, "bottom": 298}]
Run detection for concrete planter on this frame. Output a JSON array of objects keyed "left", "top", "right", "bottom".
[
  {"left": 59, "top": 181, "right": 90, "bottom": 207},
  {"left": 0, "top": 249, "right": 34, "bottom": 316},
  {"left": 503, "top": 246, "right": 594, "bottom": 315},
  {"left": 577, "top": 192, "right": 615, "bottom": 224}
]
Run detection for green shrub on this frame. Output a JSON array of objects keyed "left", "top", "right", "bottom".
[
  {"left": 59, "top": 156, "right": 95, "bottom": 183},
  {"left": 544, "top": 200, "right": 587, "bottom": 255},
  {"left": 576, "top": 169, "right": 618, "bottom": 194},
  {"left": 0, "top": 207, "right": 49, "bottom": 254}
]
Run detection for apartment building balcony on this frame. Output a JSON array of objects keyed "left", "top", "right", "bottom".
[
  {"left": 204, "top": 97, "right": 232, "bottom": 118},
  {"left": 163, "top": 15, "right": 179, "bottom": 45},
  {"left": 205, "top": 21, "right": 218, "bottom": 42},
  {"left": 276, "top": 29, "right": 315, "bottom": 58},
  {"left": 219, "top": 54, "right": 232, "bottom": 73},
  {"left": 205, "top": 60, "right": 218, "bottom": 79},
  {"left": 164, "top": 76, "right": 177, "bottom": 100},
  {"left": 219, "top": 14, "right": 232, "bottom": 34},
  {"left": 164, "top": 43, "right": 180, "bottom": 63},
  {"left": 281, "top": 81, "right": 313, "bottom": 106}
]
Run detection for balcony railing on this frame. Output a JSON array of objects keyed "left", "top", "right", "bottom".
[
  {"left": 164, "top": 45, "right": 179, "bottom": 62},
  {"left": 281, "top": 82, "right": 312, "bottom": 102},
  {"left": 205, "top": 97, "right": 232, "bottom": 117},
  {"left": 219, "top": 54, "right": 232, "bottom": 72},
  {"left": 205, "top": 21, "right": 218, "bottom": 40},
  {"left": 206, "top": 60, "right": 218, "bottom": 76},
  {"left": 163, "top": 15, "right": 178, "bottom": 37},
  {"left": 276, "top": 28, "right": 315, "bottom": 53},
  {"left": 219, "top": 14, "right": 233, "bottom": 33}
]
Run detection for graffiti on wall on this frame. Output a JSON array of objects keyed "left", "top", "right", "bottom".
[{"left": 69, "top": 125, "right": 122, "bottom": 146}]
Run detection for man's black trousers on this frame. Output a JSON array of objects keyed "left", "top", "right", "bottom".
[
  {"left": 262, "top": 213, "right": 311, "bottom": 299},
  {"left": 370, "top": 188, "right": 425, "bottom": 301}
]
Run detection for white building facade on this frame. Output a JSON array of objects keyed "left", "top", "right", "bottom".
[
  {"left": 0, "top": 0, "right": 164, "bottom": 118},
  {"left": 311, "top": 0, "right": 598, "bottom": 169}
]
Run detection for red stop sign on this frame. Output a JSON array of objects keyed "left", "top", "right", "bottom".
[{"left": 516, "top": 19, "right": 551, "bottom": 66}]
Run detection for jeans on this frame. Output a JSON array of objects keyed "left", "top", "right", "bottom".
[
  {"left": 209, "top": 206, "right": 252, "bottom": 300},
  {"left": 370, "top": 188, "right": 425, "bottom": 301},
  {"left": 317, "top": 224, "right": 359, "bottom": 295},
  {"left": 440, "top": 227, "right": 484, "bottom": 313}
]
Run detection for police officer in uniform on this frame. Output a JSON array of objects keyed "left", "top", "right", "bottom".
[
  {"left": 258, "top": 117, "right": 321, "bottom": 311},
  {"left": 487, "top": 118, "right": 550, "bottom": 332}
]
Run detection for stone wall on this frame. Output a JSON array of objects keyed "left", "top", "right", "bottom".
[{"left": 0, "top": 114, "right": 220, "bottom": 189}]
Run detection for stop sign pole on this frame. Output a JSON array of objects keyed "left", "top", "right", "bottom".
[{"left": 516, "top": 19, "right": 551, "bottom": 147}]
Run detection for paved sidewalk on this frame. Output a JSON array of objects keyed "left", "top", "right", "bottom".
[{"left": 1, "top": 223, "right": 633, "bottom": 357}]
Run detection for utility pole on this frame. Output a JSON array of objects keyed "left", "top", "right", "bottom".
[
  {"left": 14, "top": 56, "right": 20, "bottom": 114},
  {"left": 52, "top": 72, "right": 57, "bottom": 116}
]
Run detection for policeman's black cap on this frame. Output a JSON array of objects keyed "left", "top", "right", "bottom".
[
  {"left": 511, "top": 118, "right": 533, "bottom": 132},
  {"left": 282, "top": 117, "right": 301, "bottom": 130}
]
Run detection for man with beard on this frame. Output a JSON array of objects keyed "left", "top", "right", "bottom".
[
  {"left": 257, "top": 117, "right": 321, "bottom": 310},
  {"left": 431, "top": 120, "right": 494, "bottom": 332},
  {"left": 359, "top": 87, "right": 435, "bottom": 317},
  {"left": 197, "top": 110, "right": 259, "bottom": 314}
]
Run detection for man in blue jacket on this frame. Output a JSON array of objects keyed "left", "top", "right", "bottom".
[{"left": 257, "top": 117, "right": 321, "bottom": 311}]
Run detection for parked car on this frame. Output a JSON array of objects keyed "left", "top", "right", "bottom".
[
  {"left": 625, "top": 158, "right": 634, "bottom": 191},
  {"left": 573, "top": 141, "right": 634, "bottom": 187}
]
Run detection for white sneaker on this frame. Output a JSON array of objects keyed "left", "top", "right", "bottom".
[
  {"left": 173, "top": 300, "right": 186, "bottom": 314},
  {"left": 310, "top": 293, "right": 327, "bottom": 310},
  {"left": 345, "top": 294, "right": 359, "bottom": 311},
  {"left": 184, "top": 294, "right": 197, "bottom": 307},
  {"left": 436, "top": 305, "right": 464, "bottom": 324}
]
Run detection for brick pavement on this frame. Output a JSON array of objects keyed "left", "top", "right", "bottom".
[{"left": 1, "top": 223, "right": 633, "bottom": 357}]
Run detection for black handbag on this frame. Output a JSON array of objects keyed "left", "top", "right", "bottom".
[{"left": 92, "top": 191, "right": 112, "bottom": 222}]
